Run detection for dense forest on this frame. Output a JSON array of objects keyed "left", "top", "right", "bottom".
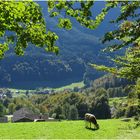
[
  {"left": 0, "top": 73, "right": 138, "bottom": 120},
  {"left": 0, "top": 84, "right": 139, "bottom": 120}
]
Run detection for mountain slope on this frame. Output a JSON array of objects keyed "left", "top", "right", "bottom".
[{"left": 0, "top": 2, "right": 119, "bottom": 89}]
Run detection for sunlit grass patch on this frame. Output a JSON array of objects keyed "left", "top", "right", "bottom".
[{"left": 0, "top": 119, "right": 139, "bottom": 139}]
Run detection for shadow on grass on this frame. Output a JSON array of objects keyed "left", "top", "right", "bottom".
[{"left": 85, "top": 127, "right": 99, "bottom": 131}]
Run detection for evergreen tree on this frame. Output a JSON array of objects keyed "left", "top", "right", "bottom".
[
  {"left": 91, "top": 88, "right": 111, "bottom": 119},
  {"left": 54, "top": 105, "right": 63, "bottom": 119},
  {"left": 69, "top": 105, "right": 78, "bottom": 120},
  {"left": 0, "top": 102, "right": 4, "bottom": 117},
  {"left": 63, "top": 103, "right": 70, "bottom": 119}
]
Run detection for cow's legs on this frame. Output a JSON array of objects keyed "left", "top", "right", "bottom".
[
  {"left": 90, "top": 122, "right": 91, "bottom": 128},
  {"left": 85, "top": 120, "right": 88, "bottom": 128}
]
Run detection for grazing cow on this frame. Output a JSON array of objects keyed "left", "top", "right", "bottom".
[{"left": 85, "top": 113, "right": 99, "bottom": 129}]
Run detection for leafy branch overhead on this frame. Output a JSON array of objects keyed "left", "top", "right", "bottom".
[
  {"left": 91, "top": 1, "right": 140, "bottom": 80},
  {"left": 48, "top": 1, "right": 118, "bottom": 30},
  {"left": 0, "top": 0, "right": 118, "bottom": 59},
  {"left": 0, "top": 1, "right": 59, "bottom": 59},
  {"left": 91, "top": 48, "right": 140, "bottom": 80},
  {"left": 48, "top": 1, "right": 140, "bottom": 51}
]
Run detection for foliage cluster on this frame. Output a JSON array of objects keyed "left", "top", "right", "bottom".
[
  {"left": 0, "top": 89, "right": 111, "bottom": 120},
  {"left": 48, "top": 1, "right": 118, "bottom": 30},
  {"left": 0, "top": 1, "right": 59, "bottom": 59}
]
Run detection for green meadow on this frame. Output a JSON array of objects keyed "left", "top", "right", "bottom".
[{"left": 0, "top": 119, "right": 139, "bottom": 139}]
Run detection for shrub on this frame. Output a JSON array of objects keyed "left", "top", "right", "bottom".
[{"left": 125, "top": 105, "right": 138, "bottom": 117}]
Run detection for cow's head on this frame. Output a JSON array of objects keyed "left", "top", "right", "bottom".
[{"left": 95, "top": 123, "right": 99, "bottom": 129}]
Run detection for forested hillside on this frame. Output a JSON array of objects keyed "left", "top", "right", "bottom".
[{"left": 0, "top": 2, "right": 120, "bottom": 89}]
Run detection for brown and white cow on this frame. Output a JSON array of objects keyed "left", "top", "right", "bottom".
[{"left": 85, "top": 113, "right": 99, "bottom": 129}]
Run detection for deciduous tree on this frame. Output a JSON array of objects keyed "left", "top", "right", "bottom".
[{"left": 0, "top": 1, "right": 59, "bottom": 59}]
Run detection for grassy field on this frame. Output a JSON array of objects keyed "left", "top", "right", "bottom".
[
  {"left": 109, "top": 97, "right": 128, "bottom": 106},
  {"left": 109, "top": 97, "right": 139, "bottom": 107},
  {"left": 7, "top": 81, "right": 85, "bottom": 93},
  {"left": 0, "top": 119, "right": 139, "bottom": 139},
  {"left": 53, "top": 81, "right": 85, "bottom": 91}
]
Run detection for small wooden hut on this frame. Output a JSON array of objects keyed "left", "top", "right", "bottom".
[{"left": 12, "top": 108, "right": 48, "bottom": 122}]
